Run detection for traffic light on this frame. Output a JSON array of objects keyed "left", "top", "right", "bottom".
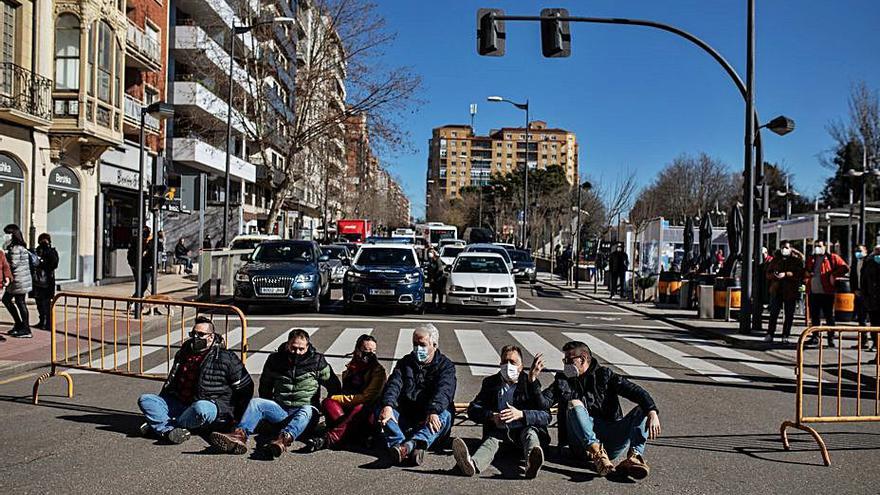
[
  {"left": 149, "top": 185, "right": 176, "bottom": 210},
  {"left": 540, "top": 8, "right": 571, "bottom": 57},
  {"left": 477, "top": 8, "right": 505, "bottom": 56}
]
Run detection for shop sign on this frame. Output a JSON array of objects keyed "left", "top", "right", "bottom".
[
  {"left": 100, "top": 164, "right": 140, "bottom": 190},
  {"left": 49, "top": 166, "right": 80, "bottom": 190},
  {"left": 0, "top": 155, "right": 24, "bottom": 180}
]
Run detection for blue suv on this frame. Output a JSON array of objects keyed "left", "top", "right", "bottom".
[
  {"left": 234, "top": 240, "right": 331, "bottom": 313},
  {"left": 343, "top": 244, "right": 425, "bottom": 314}
]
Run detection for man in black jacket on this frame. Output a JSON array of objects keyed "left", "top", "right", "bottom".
[
  {"left": 609, "top": 243, "right": 629, "bottom": 298},
  {"left": 137, "top": 316, "right": 253, "bottom": 444},
  {"left": 377, "top": 325, "right": 456, "bottom": 466},
  {"left": 541, "top": 341, "right": 661, "bottom": 480},
  {"left": 452, "top": 345, "right": 550, "bottom": 479}
]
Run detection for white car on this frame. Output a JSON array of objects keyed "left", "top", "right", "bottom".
[
  {"left": 464, "top": 243, "right": 514, "bottom": 272},
  {"left": 493, "top": 242, "right": 516, "bottom": 251},
  {"left": 439, "top": 238, "right": 466, "bottom": 248},
  {"left": 229, "top": 234, "right": 282, "bottom": 251},
  {"left": 445, "top": 252, "right": 517, "bottom": 315},
  {"left": 438, "top": 245, "right": 465, "bottom": 267}
]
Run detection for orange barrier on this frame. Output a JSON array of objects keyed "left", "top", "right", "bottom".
[
  {"left": 31, "top": 292, "right": 248, "bottom": 404},
  {"left": 779, "top": 326, "right": 880, "bottom": 466}
]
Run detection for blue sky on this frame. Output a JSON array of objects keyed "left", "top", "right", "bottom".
[{"left": 370, "top": 0, "right": 880, "bottom": 218}]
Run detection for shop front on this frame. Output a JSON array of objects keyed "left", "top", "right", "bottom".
[
  {"left": 0, "top": 153, "right": 24, "bottom": 228},
  {"left": 99, "top": 162, "right": 142, "bottom": 280},
  {"left": 47, "top": 166, "right": 81, "bottom": 282}
]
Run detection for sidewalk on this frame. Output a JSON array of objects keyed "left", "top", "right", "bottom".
[
  {"left": 535, "top": 271, "right": 821, "bottom": 350},
  {"left": 0, "top": 274, "right": 198, "bottom": 378}
]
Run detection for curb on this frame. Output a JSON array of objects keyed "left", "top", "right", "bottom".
[
  {"left": 0, "top": 360, "right": 47, "bottom": 380},
  {"left": 536, "top": 277, "right": 771, "bottom": 350}
]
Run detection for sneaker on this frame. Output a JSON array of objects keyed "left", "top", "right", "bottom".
[
  {"left": 165, "top": 428, "right": 192, "bottom": 445},
  {"left": 804, "top": 337, "right": 819, "bottom": 348},
  {"left": 587, "top": 442, "right": 614, "bottom": 477},
  {"left": 616, "top": 449, "right": 650, "bottom": 480},
  {"left": 208, "top": 428, "right": 248, "bottom": 454},
  {"left": 764, "top": 333, "right": 774, "bottom": 343},
  {"left": 138, "top": 422, "right": 153, "bottom": 437},
  {"left": 451, "top": 438, "right": 476, "bottom": 477},
  {"left": 10, "top": 329, "right": 32, "bottom": 338},
  {"left": 267, "top": 432, "right": 293, "bottom": 458},
  {"left": 389, "top": 443, "right": 410, "bottom": 465},
  {"left": 303, "top": 436, "right": 328, "bottom": 453},
  {"left": 525, "top": 445, "right": 544, "bottom": 479}
]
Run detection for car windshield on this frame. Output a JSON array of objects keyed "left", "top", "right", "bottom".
[
  {"left": 454, "top": 256, "right": 508, "bottom": 274},
  {"left": 430, "top": 229, "right": 456, "bottom": 243},
  {"left": 356, "top": 248, "right": 417, "bottom": 267},
  {"left": 252, "top": 243, "right": 313, "bottom": 263},
  {"left": 468, "top": 246, "right": 510, "bottom": 262},
  {"left": 508, "top": 250, "right": 533, "bottom": 262},
  {"left": 341, "top": 233, "right": 362, "bottom": 242},
  {"left": 321, "top": 246, "right": 349, "bottom": 260},
  {"left": 440, "top": 247, "right": 463, "bottom": 258},
  {"left": 230, "top": 239, "right": 262, "bottom": 251}
]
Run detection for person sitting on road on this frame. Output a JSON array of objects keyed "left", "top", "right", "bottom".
[
  {"left": 541, "top": 341, "right": 661, "bottom": 480},
  {"left": 137, "top": 316, "right": 253, "bottom": 444},
  {"left": 377, "top": 325, "right": 456, "bottom": 466},
  {"left": 304, "top": 334, "right": 387, "bottom": 452},
  {"left": 451, "top": 346, "right": 551, "bottom": 479},
  {"left": 209, "top": 328, "right": 341, "bottom": 457}
]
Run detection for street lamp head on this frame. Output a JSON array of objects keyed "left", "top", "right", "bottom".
[
  {"left": 764, "top": 115, "right": 795, "bottom": 136},
  {"left": 581, "top": 180, "right": 592, "bottom": 190},
  {"left": 487, "top": 96, "right": 504, "bottom": 102},
  {"left": 846, "top": 169, "right": 864, "bottom": 178},
  {"left": 144, "top": 101, "right": 174, "bottom": 119}
]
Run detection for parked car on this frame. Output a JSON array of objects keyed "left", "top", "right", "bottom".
[
  {"left": 439, "top": 238, "right": 466, "bottom": 248},
  {"left": 343, "top": 244, "right": 425, "bottom": 314},
  {"left": 438, "top": 245, "right": 464, "bottom": 268},
  {"left": 493, "top": 242, "right": 516, "bottom": 251},
  {"left": 321, "top": 244, "right": 352, "bottom": 286},
  {"left": 234, "top": 240, "right": 331, "bottom": 313},
  {"left": 508, "top": 249, "right": 537, "bottom": 284},
  {"left": 445, "top": 252, "right": 517, "bottom": 315},
  {"left": 229, "top": 234, "right": 281, "bottom": 251},
  {"left": 334, "top": 242, "right": 362, "bottom": 260},
  {"left": 463, "top": 243, "right": 514, "bottom": 272}
]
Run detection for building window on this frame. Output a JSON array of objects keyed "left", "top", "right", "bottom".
[
  {"left": 1, "top": 2, "right": 15, "bottom": 64},
  {"left": 114, "top": 42, "right": 122, "bottom": 106},
  {"left": 54, "top": 14, "right": 80, "bottom": 90},
  {"left": 95, "top": 21, "right": 113, "bottom": 102}
]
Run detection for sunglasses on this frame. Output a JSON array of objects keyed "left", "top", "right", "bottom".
[
  {"left": 562, "top": 355, "right": 585, "bottom": 365},
  {"left": 189, "top": 331, "right": 213, "bottom": 338}
]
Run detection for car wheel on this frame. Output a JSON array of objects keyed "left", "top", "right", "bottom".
[{"left": 506, "top": 306, "right": 516, "bottom": 316}]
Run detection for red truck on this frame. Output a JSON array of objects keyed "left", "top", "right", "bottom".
[{"left": 337, "top": 219, "right": 372, "bottom": 243}]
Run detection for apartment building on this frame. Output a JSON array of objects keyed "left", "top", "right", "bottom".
[{"left": 425, "top": 121, "right": 578, "bottom": 219}]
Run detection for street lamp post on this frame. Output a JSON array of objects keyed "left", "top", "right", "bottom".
[
  {"left": 487, "top": 95, "right": 529, "bottom": 248},
  {"left": 135, "top": 102, "right": 174, "bottom": 315},
  {"left": 222, "top": 17, "right": 295, "bottom": 247},
  {"left": 574, "top": 180, "right": 592, "bottom": 289},
  {"left": 774, "top": 177, "right": 800, "bottom": 221}
]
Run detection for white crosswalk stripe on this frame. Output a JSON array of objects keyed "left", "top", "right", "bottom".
[
  {"left": 70, "top": 333, "right": 174, "bottom": 374},
  {"left": 325, "top": 328, "right": 373, "bottom": 373},
  {"left": 682, "top": 338, "right": 816, "bottom": 382},
  {"left": 454, "top": 329, "right": 501, "bottom": 376},
  {"left": 144, "top": 326, "right": 264, "bottom": 375},
  {"left": 509, "top": 331, "right": 565, "bottom": 372},
  {"left": 618, "top": 334, "right": 747, "bottom": 383},
  {"left": 246, "top": 327, "right": 318, "bottom": 374},
  {"left": 389, "top": 328, "right": 415, "bottom": 372},
  {"left": 563, "top": 332, "right": 673, "bottom": 380}
]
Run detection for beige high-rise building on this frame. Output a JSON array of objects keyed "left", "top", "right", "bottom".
[{"left": 425, "top": 121, "right": 578, "bottom": 219}]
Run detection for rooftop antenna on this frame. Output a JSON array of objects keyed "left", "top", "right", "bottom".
[{"left": 469, "top": 103, "right": 477, "bottom": 133}]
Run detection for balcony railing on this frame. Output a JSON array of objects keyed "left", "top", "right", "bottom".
[
  {"left": 123, "top": 93, "right": 160, "bottom": 131},
  {"left": 126, "top": 20, "right": 162, "bottom": 68},
  {"left": 0, "top": 62, "right": 52, "bottom": 123}
]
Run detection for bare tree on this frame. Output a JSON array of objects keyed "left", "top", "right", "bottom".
[{"left": 826, "top": 81, "right": 880, "bottom": 167}]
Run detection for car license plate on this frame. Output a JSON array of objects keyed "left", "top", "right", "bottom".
[
  {"left": 370, "top": 289, "right": 395, "bottom": 296},
  {"left": 260, "top": 287, "right": 285, "bottom": 295},
  {"left": 474, "top": 296, "right": 492, "bottom": 303}
]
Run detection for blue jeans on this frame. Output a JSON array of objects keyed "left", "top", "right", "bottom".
[
  {"left": 566, "top": 403, "right": 648, "bottom": 459},
  {"left": 138, "top": 393, "right": 218, "bottom": 434},
  {"left": 237, "top": 398, "right": 313, "bottom": 440},
  {"left": 378, "top": 407, "right": 452, "bottom": 449}
]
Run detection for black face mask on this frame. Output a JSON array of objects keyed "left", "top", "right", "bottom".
[
  {"left": 360, "top": 352, "right": 376, "bottom": 364},
  {"left": 191, "top": 335, "right": 210, "bottom": 352}
]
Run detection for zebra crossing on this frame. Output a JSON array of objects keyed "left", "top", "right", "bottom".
[{"left": 67, "top": 323, "right": 831, "bottom": 387}]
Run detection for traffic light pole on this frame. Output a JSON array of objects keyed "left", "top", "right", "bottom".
[
  {"left": 487, "top": 10, "right": 766, "bottom": 334},
  {"left": 135, "top": 108, "right": 146, "bottom": 317}
]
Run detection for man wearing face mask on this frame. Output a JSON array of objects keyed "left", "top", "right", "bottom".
[
  {"left": 856, "top": 245, "right": 880, "bottom": 361},
  {"left": 451, "top": 346, "right": 550, "bottom": 479},
  {"left": 851, "top": 245, "right": 871, "bottom": 347},
  {"left": 609, "top": 243, "right": 629, "bottom": 298},
  {"left": 541, "top": 341, "right": 660, "bottom": 480},
  {"left": 137, "top": 316, "right": 253, "bottom": 444},
  {"left": 765, "top": 242, "right": 805, "bottom": 344},
  {"left": 304, "top": 334, "right": 387, "bottom": 452},
  {"left": 209, "top": 328, "right": 341, "bottom": 457},
  {"left": 377, "top": 325, "right": 457, "bottom": 466},
  {"left": 804, "top": 241, "right": 849, "bottom": 347}
]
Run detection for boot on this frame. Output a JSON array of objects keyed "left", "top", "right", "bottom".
[
  {"left": 267, "top": 431, "right": 293, "bottom": 458},
  {"left": 389, "top": 442, "right": 410, "bottom": 465},
  {"left": 615, "top": 448, "right": 650, "bottom": 480},
  {"left": 524, "top": 445, "right": 544, "bottom": 479},
  {"left": 208, "top": 428, "right": 248, "bottom": 454},
  {"left": 587, "top": 442, "right": 614, "bottom": 477}
]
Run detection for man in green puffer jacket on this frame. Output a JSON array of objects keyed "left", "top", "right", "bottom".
[{"left": 209, "top": 328, "right": 341, "bottom": 458}]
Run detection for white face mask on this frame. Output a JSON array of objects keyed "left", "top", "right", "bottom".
[
  {"left": 563, "top": 363, "right": 580, "bottom": 379},
  {"left": 2, "top": 233, "right": 10, "bottom": 246},
  {"left": 814, "top": 247, "right": 825, "bottom": 256},
  {"left": 500, "top": 363, "right": 519, "bottom": 382},
  {"left": 781, "top": 248, "right": 791, "bottom": 257}
]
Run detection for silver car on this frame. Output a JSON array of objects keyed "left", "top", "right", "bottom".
[{"left": 321, "top": 245, "right": 352, "bottom": 286}]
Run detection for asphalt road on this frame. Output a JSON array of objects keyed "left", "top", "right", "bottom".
[{"left": 1, "top": 281, "right": 878, "bottom": 494}]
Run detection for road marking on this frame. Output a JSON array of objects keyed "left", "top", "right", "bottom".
[
  {"left": 454, "top": 329, "right": 501, "bottom": 376},
  {"left": 682, "top": 338, "right": 814, "bottom": 381},
  {"left": 509, "top": 331, "right": 565, "bottom": 372},
  {"left": 325, "top": 328, "right": 373, "bottom": 373},
  {"left": 247, "top": 327, "right": 318, "bottom": 374},
  {"left": 70, "top": 333, "right": 175, "bottom": 374},
  {"left": 244, "top": 315, "right": 580, "bottom": 329},
  {"left": 618, "top": 334, "right": 746, "bottom": 383},
  {"left": 144, "top": 327, "right": 264, "bottom": 376},
  {"left": 563, "top": 332, "right": 672, "bottom": 380},
  {"left": 515, "top": 309, "right": 628, "bottom": 315},
  {"left": 390, "top": 328, "right": 415, "bottom": 371},
  {"left": 0, "top": 372, "right": 36, "bottom": 385},
  {"left": 518, "top": 298, "right": 541, "bottom": 311}
]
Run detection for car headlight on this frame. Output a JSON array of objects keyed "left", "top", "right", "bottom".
[
  {"left": 404, "top": 272, "right": 421, "bottom": 284},
  {"left": 235, "top": 272, "right": 250, "bottom": 282},
  {"left": 526, "top": 267, "right": 535, "bottom": 272},
  {"left": 346, "top": 270, "right": 365, "bottom": 279},
  {"left": 334, "top": 266, "right": 346, "bottom": 274},
  {"left": 500, "top": 287, "right": 509, "bottom": 293},
  {"left": 295, "top": 273, "right": 316, "bottom": 284}
]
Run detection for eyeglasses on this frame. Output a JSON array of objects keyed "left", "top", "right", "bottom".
[
  {"left": 562, "top": 355, "right": 585, "bottom": 365},
  {"left": 190, "top": 331, "right": 212, "bottom": 338}
]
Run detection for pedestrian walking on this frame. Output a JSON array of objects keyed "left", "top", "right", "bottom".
[
  {"left": 32, "top": 233, "right": 59, "bottom": 330},
  {"left": 2, "top": 224, "right": 33, "bottom": 338},
  {"left": 765, "top": 243, "right": 804, "bottom": 345},
  {"left": 558, "top": 245, "right": 572, "bottom": 285},
  {"left": 857, "top": 246, "right": 880, "bottom": 362},
  {"left": 127, "top": 227, "right": 155, "bottom": 298},
  {"left": 804, "top": 241, "right": 849, "bottom": 348},
  {"left": 0, "top": 248, "right": 12, "bottom": 342},
  {"left": 609, "top": 243, "right": 629, "bottom": 298}
]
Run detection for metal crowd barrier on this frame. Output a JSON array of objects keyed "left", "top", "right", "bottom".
[
  {"left": 779, "top": 326, "right": 880, "bottom": 466},
  {"left": 32, "top": 292, "right": 248, "bottom": 404}
]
